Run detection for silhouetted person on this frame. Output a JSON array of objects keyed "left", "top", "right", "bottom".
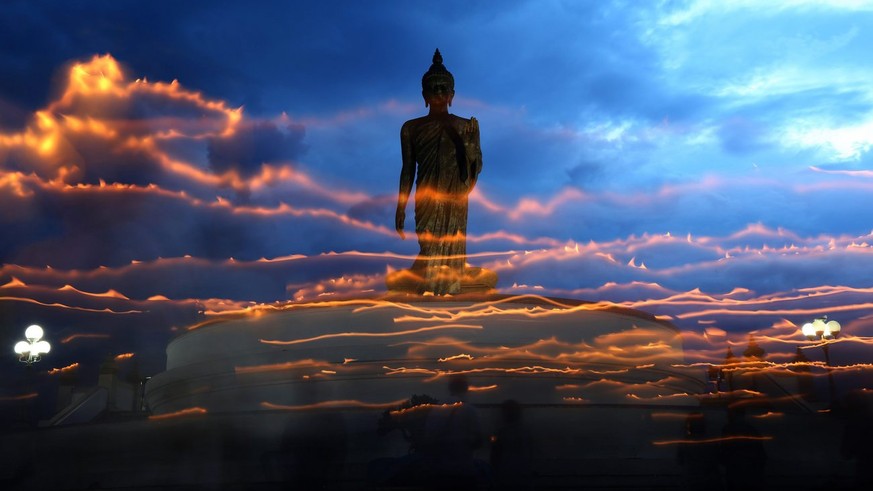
[
  {"left": 841, "top": 390, "right": 873, "bottom": 490},
  {"left": 369, "top": 394, "right": 440, "bottom": 486},
  {"left": 277, "top": 381, "right": 347, "bottom": 489},
  {"left": 490, "top": 399, "right": 534, "bottom": 491},
  {"left": 420, "top": 374, "right": 487, "bottom": 489},
  {"left": 792, "top": 347, "right": 816, "bottom": 402},
  {"left": 743, "top": 335, "right": 766, "bottom": 392},
  {"left": 676, "top": 412, "right": 720, "bottom": 491},
  {"left": 719, "top": 406, "right": 766, "bottom": 491},
  {"left": 723, "top": 346, "right": 738, "bottom": 393}
]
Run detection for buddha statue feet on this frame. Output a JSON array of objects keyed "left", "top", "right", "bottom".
[{"left": 385, "top": 266, "right": 498, "bottom": 295}]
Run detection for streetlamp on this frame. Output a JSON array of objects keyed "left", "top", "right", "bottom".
[
  {"left": 14, "top": 324, "right": 51, "bottom": 366},
  {"left": 801, "top": 317, "right": 841, "bottom": 343},
  {"left": 800, "top": 316, "right": 840, "bottom": 405}
]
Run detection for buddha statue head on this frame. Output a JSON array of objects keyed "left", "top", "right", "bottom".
[{"left": 421, "top": 49, "right": 454, "bottom": 109}]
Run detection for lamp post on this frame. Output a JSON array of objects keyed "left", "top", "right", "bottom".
[
  {"left": 13, "top": 324, "right": 50, "bottom": 427},
  {"left": 14, "top": 324, "right": 51, "bottom": 366},
  {"left": 800, "top": 316, "right": 840, "bottom": 405}
]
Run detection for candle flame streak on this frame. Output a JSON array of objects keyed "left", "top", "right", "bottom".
[
  {"left": 652, "top": 435, "right": 774, "bottom": 446},
  {"left": 148, "top": 407, "right": 208, "bottom": 420},
  {"left": 676, "top": 302, "right": 873, "bottom": 319},
  {"left": 259, "top": 324, "right": 483, "bottom": 346},
  {"left": 398, "top": 336, "right": 680, "bottom": 368},
  {"left": 235, "top": 359, "right": 336, "bottom": 374},
  {"left": 389, "top": 401, "right": 463, "bottom": 416},
  {"left": 626, "top": 393, "right": 694, "bottom": 401},
  {"left": 469, "top": 187, "right": 590, "bottom": 221},
  {"left": 61, "top": 333, "right": 111, "bottom": 344},
  {"left": 47, "top": 363, "right": 80, "bottom": 375},
  {"left": 438, "top": 354, "right": 475, "bottom": 362},
  {"left": 650, "top": 411, "right": 693, "bottom": 420},
  {"left": 468, "top": 384, "right": 498, "bottom": 392},
  {"left": 676, "top": 357, "right": 873, "bottom": 376},
  {"left": 0, "top": 296, "right": 141, "bottom": 314},
  {"left": 354, "top": 294, "right": 580, "bottom": 315},
  {"left": 585, "top": 367, "right": 632, "bottom": 375},
  {"left": 0, "top": 277, "right": 27, "bottom": 288},
  {"left": 753, "top": 412, "right": 784, "bottom": 419},
  {"left": 58, "top": 284, "right": 129, "bottom": 300},
  {"left": 0, "top": 393, "right": 39, "bottom": 401},
  {"left": 202, "top": 292, "right": 590, "bottom": 319},
  {"left": 381, "top": 365, "right": 669, "bottom": 384},
  {"left": 4, "top": 233, "right": 873, "bottom": 327},
  {"left": 262, "top": 399, "right": 408, "bottom": 411},
  {"left": 391, "top": 301, "right": 635, "bottom": 324},
  {"left": 555, "top": 384, "right": 582, "bottom": 390}
]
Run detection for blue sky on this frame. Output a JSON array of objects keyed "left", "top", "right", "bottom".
[{"left": 2, "top": 0, "right": 873, "bottom": 385}]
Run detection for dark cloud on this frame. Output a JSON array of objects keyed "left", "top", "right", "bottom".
[
  {"left": 0, "top": 182, "right": 399, "bottom": 269},
  {"left": 718, "top": 117, "right": 771, "bottom": 155},
  {"left": 566, "top": 159, "right": 606, "bottom": 189},
  {"left": 346, "top": 194, "right": 395, "bottom": 224},
  {"left": 207, "top": 121, "right": 307, "bottom": 176},
  {"left": 0, "top": 96, "right": 30, "bottom": 130}
]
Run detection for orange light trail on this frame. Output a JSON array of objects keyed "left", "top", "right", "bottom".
[
  {"left": 235, "top": 359, "right": 336, "bottom": 374},
  {"left": 469, "top": 187, "right": 590, "bottom": 221},
  {"left": 114, "top": 353, "right": 135, "bottom": 361},
  {"left": 389, "top": 296, "right": 634, "bottom": 324},
  {"left": 260, "top": 323, "right": 483, "bottom": 346},
  {"left": 468, "top": 384, "right": 498, "bottom": 392},
  {"left": 753, "top": 412, "right": 784, "bottom": 419},
  {"left": 261, "top": 399, "right": 408, "bottom": 411},
  {"left": 650, "top": 411, "right": 693, "bottom": 420},
  {"left": 0, "top": 277, "right": 27, "bottom": 288},
  {"left": 381, "top": 364, "right": 664, "bottom": 384},
  {"left": 389, "top": 401, "right": 463, "bottom": 416},
  {"left": 438, "top": 354, "right": 475, "bottom": 362},
  {"left": 60, "top": 333, "right": 111, "bottom": 344},
  {"left": 47, "top": 363, "right": 80, "bottom": 375},
  {"left": 676, "top": 302, "right": 873, "bottom": 319},
  {"left": 0, "top": 393, "right": 38, "bottom": 402},
  {"left": 0, "top": 296, "right": 141, "bottom": 314},
  {"left": 625, "top": 393, "right": 694, "bottom": 402},
  {"left": 148, "top": 407, "right": 208, "bottom": 420},
  {"left": 652, "top": 435, "right": 774, "bottom": 446},
  {"left": 59, "top": 284, "right": 130, "bottom": 300},
  {"left": 556, "top": 384, "right": 582, "bottom": 390},
  {"left": 396, "top": 335, "right": 680, "bottom": 368}
]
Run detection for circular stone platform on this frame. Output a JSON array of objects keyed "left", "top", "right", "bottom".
[{"left": 144, "top": 294, "right": 704, "bottom": 415}]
